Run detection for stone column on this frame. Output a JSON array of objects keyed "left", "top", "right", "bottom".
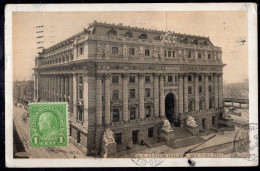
[
  {"left": 204, "top": 73, "right": 209, "bottom": 110},
  {"left": 183, "top": 74, "right": 188, "bottom": 113},
  {"left": 83, "top": 74, "right": 88, "bottom": 123},
  {"left": 138, "top": 73, "right": 145, "bottom": 119},
  {"left": 50, "top": 76, "right": 53, "bottom": 102},
  {"left": 159, "top": 74, "right": 165, "bottom": 117},
  {"left": 178, "top": 74, "right": 184, "bottom": 114},
  {"left": 73, "top": 74, "right": 78, "bottom": 119},
  {"left": 195, "top": 74, "right": 199, "bottom": 111},
  {"left": 104, "top": 73, "right": 111, "bottom": 125},
  {"left": 69, "top": 75, "right": 73, "bottom": 114},
  {"left": 48, "top": 76, "right": 51, "bottom": 101},
  {"left": 218, "top": 73, "right": 223, "bottom": 108},
  {"left": 53, "top": 76, "right": 57, "bottom": 102},
  {"left": 153, "top": 73, "right": 159, "bottom": 118},
  {"left": 96, "top": 74, "right": 102, "bottom": 125},
  {"left": 57, "top": 76, "right": 61, "bottom": 102},
  {"left": 122, "top": 73, "right": 129, "bottom": 122},
  {"left": 65, "top": 75, "right": 69, "bottom": 102},
  {"left": 61, "top": 75, "right": 65, "bottom": 102},
  {"left": 214, "top": 73, "right": 219, "bottom": 108}
]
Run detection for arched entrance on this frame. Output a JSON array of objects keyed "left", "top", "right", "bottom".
[{"left": 165, "top": 93, "right": 175, "bottom": 124}]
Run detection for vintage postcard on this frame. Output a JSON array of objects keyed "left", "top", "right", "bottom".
[{"left": 5, "top": 3, "right": 258, "bottom": 167}]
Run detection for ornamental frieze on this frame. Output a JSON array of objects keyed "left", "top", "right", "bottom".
[{"left": 180, "top": 66, "right": 222, "bottom": 71}]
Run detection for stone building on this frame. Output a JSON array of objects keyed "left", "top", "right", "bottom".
[
  {"left": 33, "top": 21, "right": 225, "bottom": 155},
  {"left": 13, "top": 80, "right": 34, "bottom": 105}
]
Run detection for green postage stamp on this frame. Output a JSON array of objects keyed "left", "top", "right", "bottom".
[{"left": 29, "top": 102, "right": 68, "bottom": 147}]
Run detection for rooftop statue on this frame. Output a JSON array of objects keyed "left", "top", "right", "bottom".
[
  {"left": 103, "top": 129, "right": 115, "bottom": 144},
  {"left": 161, "top": 120, "right": 173, "bottom": 132},
  {"left": 186, "top": 115, "right": 198, "bottom": 127},
  {"left": 160, "top": 31, "right": 177, "bottom": 46}
]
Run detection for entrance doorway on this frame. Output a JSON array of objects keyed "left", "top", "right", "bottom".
[
  {"left": 148, "top": 127, "right": 154, "bottom": 138},
  {"left": 165, "top": 93, "right": 175, "bottom": 124},
  {"left": 202, "top": 118, "right": 206, "bottom": 130},
  {"left": 132, "top": 130, "right": 139, "bottom": 144}
]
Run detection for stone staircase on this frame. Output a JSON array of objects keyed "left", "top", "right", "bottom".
[{"left": 143, "top": 138, "right": 165, "bottom": 148}]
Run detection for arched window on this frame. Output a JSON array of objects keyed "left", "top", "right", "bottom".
[
  {"left": 124, "top": 31, "right": 133, "bottom": 38},
  {"left": 182, "top": 38, "right": 188, "bottom": 43},
  {"left": 192, "top": 39, "right": 198, "bottom": 45},
  {"left": 107, "top": 29, "right": 117, "bottom": 36},
  {"left": 154, "top": 35, "right": 160, "bottom": 40},
  {"left": 139, "top": 33, "right": 148, "bottom": 39},
  {"left": 201, "top": 41, "right": 208, "bottom": 46}
]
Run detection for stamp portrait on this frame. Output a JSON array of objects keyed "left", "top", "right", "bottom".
[{"left": 29, "top": 103, "right": 68, "bottom": 147}]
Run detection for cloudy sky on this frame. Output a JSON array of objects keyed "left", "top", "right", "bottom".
[{"left": 12, "top": 11, "right": 248, "bottom": 84}]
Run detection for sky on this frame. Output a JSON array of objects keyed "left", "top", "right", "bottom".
[{"left": 12, "top": 11, "right": 248, "bottom": 84}]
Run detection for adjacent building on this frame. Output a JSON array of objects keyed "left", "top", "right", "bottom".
[
  {"left": 13, "top": 80, "right": 34, "bottom": 105},
  {"left": 33, "top": 21, "right": 225, "bottom": 155}
]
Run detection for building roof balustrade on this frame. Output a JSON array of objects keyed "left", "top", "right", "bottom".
[{"left": 86, "top": 34, "right": 222, "bottom": 52}]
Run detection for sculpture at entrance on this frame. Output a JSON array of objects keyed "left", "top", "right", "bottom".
[
  {"left": 222, "top": 109, "right": 232, "bottom": 119},
  {"left": 161, "top": 120, "right": 173, "bottom": 132},
  {"left": 103, "top": 129, "right": 115, "bottom": 144},
  {"left": 186, "top": 115, "right": 198, "bottom": 127},
  {"left": 105, "top": 42, "right": 110, "bottom": 54}
]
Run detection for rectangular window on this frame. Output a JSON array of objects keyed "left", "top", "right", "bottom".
[
  {"left": 188, "top": 52, "right": 191, "bottom": 58},
  {"left": 79, "top": 76, "right": 83, "bottom": 84},
  {"left": 129, "top": 48, "right": 135, "bottom": 55},
  {"left": 145, "top": 88, "right": 150, "bottom": 97},
  {"left": 145, "top": 76, "right": 150, "bottom": 83},
  {"left": 168, "top": 51, "right": 172, "bottom": 57},
  {"left": 175, "top": 75, "right": 178, "bottom": 83},
  {"left": 198, "top": 53, "right": 202, "bottom": 59},
  {"left": 172, "top": 51, "right": 175, "bottom": 57},
  {"left": 145, "top": 106, "right": 151, "bottom": 118},
  {"left": 164, "top": 51, "right": 167, "bottom": 57},
  {"left": 79, "top": 89, "right": 83, "bottom": 99},
  {"left": 188, "top": 86, "right": 192, "bottom": 94},
  {"left": 130, "top": 107, "right": 136, "bottom": 120},
  {"left": 208, "top": 54, "right": 211, "bottom": 60},
  {"left": 188, "top": 75, "right": 192, "bottom": 82},
  {"left": 130, "top": 89, "right": 135, "bottom": 98},
  {"left": 145, "top": 49, "right": 150, "bottom": 56},
  {"left": 208, "top": 75, "right": 212, "bottom": 81},
  {"left": 208, "top": 85, "right": 212, "bottom": 93},
  {"left": 199, "top": 86, "right": 203, "bottom": 93},
  {"left": 113, "top": 90, "right": 119, "bottom": 100},
  {"left": 199, "top": 75, "right": 202, "bottom": 81},
  {"left": 78, "top": 109, "right": 83, "bottom": 122},
  {"left": 112, "top": 76, "right": 119, "bottom": 84},
  {"left": 112, "top": 47, "right": 119, "bottom": 55},
  {"left": 79, "top": 47, "right": 83, "bottom": 55},
  {"left": 168, "top": 76, "right": 173, "bottom": 82},
  {"left": 113, "top": 109, "right": 120, "bottom": 122},
  {"left": 129, "top": 76, "right": 135, "bottom": 83}
]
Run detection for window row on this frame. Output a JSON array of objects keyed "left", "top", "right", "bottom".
[
  {"left": 187, "top": 85, "right": 213, "bottom": 94},
  {"left": 112, "top": 105, "right": 152, "bottom": 123},
  {"left": 187, "top": 75, "right": 213, "bottom": 82},
  {"left": 112, "top": 75, "right": 152, "bottom": 84},
  {"left": 112, "top": 88, "right": 151, "bottom": 100}
]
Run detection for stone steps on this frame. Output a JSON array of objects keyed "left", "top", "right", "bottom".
[{"left": 169, "top": 136, "right": 205, "bottom": 149}]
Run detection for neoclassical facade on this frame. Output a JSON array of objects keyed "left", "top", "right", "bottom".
[{"left": 34, "top": 21, "right": 225, "bottom": 155}]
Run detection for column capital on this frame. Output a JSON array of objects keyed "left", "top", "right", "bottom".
[
  {"left": 159, "top": 73, "right": 166, "bottom": 77},
  {"left": 104, "top": 73, "right": 111, "bottom": 78},
  {"left": 194, "top": 73, "right": 199, "bottom": 78},
  {"left": 122, "top": 73, "right": 129, "bottom": 78},
  {"left": 138, "top": 73, "right": 145, "bottom": 78},
  {"left": 178, "top": 73, "right": 184, "bottom": 77},
  {"left": 153, "top": 73, "right": 160, "bottom": 78},
  {"left": 96, "top": 73, "right": 104, "bottom": 79}
]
